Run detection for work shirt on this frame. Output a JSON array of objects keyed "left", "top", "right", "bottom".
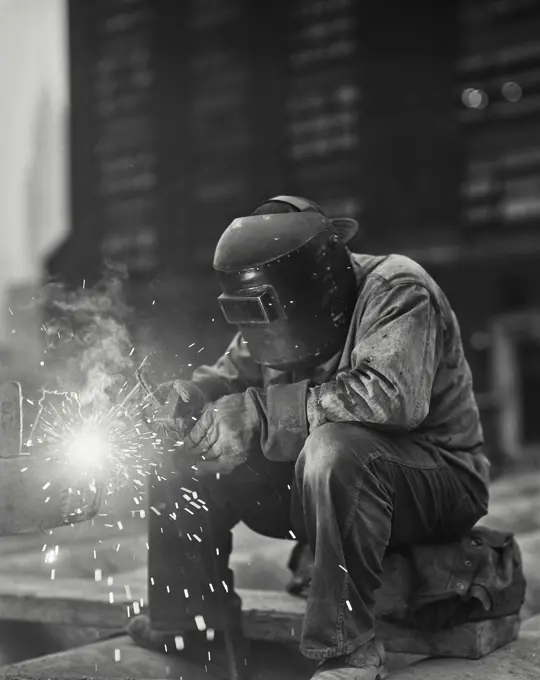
[{"left": 190, "top": 253, "right": 490, "bottom": 494}]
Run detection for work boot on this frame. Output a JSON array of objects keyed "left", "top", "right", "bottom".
[
  {"left": 127, "top": 612, "right": 251, "bottom": 673},
  {"left": 127, "top": 614, "right": 207, "bottom": 654},
  {"left": 311, "top": 639, "right": 388, "bottom": 680}
]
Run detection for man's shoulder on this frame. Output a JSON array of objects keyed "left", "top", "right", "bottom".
[{"left": 353, "top": 252, "right": 435, "bottom": 291}]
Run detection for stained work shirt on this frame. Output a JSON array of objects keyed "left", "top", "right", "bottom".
[{"left": 190, "top": 253, "right": 490, "bottom": 493}]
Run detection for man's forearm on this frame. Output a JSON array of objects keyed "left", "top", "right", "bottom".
[{"left": 306, "top": 368, "right": 427, "bottom": 433}]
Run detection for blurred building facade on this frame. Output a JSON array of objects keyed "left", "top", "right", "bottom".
[
  {"left": 0, "top": 0, "right": 68, "bottom": 365},
  {"left": 49, "top": 0, "right": 540, "bottom": 464}
]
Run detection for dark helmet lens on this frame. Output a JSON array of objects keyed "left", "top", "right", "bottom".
[{"left": 218, "top": 288, "right": 283, "bottom": 325}]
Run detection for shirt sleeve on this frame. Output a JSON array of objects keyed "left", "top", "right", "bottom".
[
  {"left": 253, "top": 282, "right": 442, "bottom": 462},
  {"left": 190, "top": 331, "right": 263, "bottom": 403},
  {"left": 306, "top": 282, "right": 442, "bottom": 432}
]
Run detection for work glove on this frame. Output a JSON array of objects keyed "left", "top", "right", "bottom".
[
  {"left": 150, "top": 379, "right": 206, "bottom": 438},
  {"left": 183, "top": 391, "right": 261, "bottom": 475}
]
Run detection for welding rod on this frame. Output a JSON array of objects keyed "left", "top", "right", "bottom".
[
  {"left": 108, "top": 357, "right": 153, "bottom": 418},
  {"left": 107, "top": 382, "right": 145, "bottom": 421}
]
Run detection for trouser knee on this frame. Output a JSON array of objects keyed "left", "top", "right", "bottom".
[{"left": 295, "top": 422, "right": 378, "bottom": 488}]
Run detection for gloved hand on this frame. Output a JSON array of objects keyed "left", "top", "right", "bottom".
[
  {"left": 183, "top": 392, "right": 260, "bottom": 475},
  {"left": 151, "top": 379, "right": 206, "bottom": 438}
]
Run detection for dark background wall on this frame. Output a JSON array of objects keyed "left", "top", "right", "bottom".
[
  {"left": 48, "top": 0, "right": 540, "bottom": 462},
  {"left": 53, "top": 0, "right": 458, "bottom": 344}
]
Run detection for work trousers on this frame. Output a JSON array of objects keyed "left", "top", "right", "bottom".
[{"left": 164, "top": 423, "right": 488, "bottom": 660}]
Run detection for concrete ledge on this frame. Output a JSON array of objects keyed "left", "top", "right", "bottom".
[
  {"left": 0, "top": 636, "right": 316, "bottom": 680},
  {"left": 0, "top": 571, "right": 521, "bottom": 659},
  {"left": 1, "top": 623, "right": 539, "bottom": 680}
]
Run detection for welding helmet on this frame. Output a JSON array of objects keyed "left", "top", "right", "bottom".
[{"left": 213, "top": 195, "right": 359, "bottom": 370}]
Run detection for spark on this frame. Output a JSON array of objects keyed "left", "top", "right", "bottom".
[
  {"left": 30, "top": 381, "right": 156, "bottom": 500},
  {"left": 26, "top": 354, "right": 208, "bottom": 578},
  {"left": 195, "top": 615, "right": 206, "bottom": 631}
]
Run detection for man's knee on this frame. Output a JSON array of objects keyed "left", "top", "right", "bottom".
[{"left": 296, "top": 422, "right": 377, "bottom": 484}]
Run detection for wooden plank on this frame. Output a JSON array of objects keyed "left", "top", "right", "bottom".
[
  {"left": 0, "top": 571, "right": 521, "bottom": 659},
  {"left": 389, "top": 627, "right": 540, "bottom": 680},
  {"left": 376, "top": 615, "right": 520, "bottom": 659},
  {"left": 240, "top": 590, "right": 521, "bottom": 658}
]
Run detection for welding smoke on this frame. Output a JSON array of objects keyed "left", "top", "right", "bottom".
[{"left": 42, "top": 263, "right": 136, "bottom": 413}]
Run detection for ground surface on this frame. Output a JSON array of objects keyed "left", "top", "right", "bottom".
[{"left": 0, "top": 470, "right": 538, "bottom": 675}]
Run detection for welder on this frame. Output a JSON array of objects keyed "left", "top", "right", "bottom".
[{"left": 136, "top": 196, "right": 490, "bottom": 680}]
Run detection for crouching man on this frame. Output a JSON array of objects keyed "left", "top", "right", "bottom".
[{"left": 135, "top": 196, "right": 490, "bottom": 680}]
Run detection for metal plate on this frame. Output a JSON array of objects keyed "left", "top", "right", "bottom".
[{"left": 0, "top": 382, "right": 22, "bottom": 458}]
